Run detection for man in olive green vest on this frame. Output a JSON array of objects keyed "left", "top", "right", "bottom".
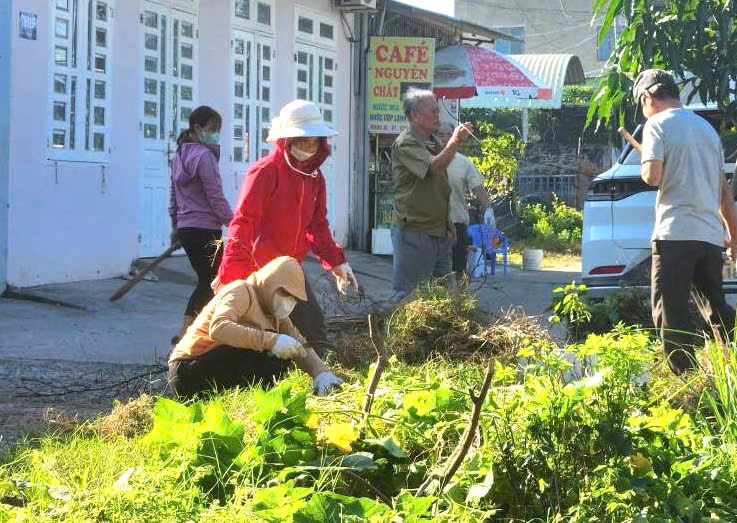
[{"left": 390, "top": 88, "right": 474, "bottom": 302}]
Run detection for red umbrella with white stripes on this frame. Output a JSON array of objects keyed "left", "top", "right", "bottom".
[{"left": 433, "top": 44, "right": 552, "bottom": 102}]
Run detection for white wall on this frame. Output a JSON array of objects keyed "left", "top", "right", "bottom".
[
  {"left": 198, "top": 0, "right": 353, "bottom": 244},
  {"left": 272, "top": 0, "right": 353, "bottom": 245},
  {"left": 0, "top": 2, "right": 9, "bottom": 292},
  {"left": 7, "top": 0, "right": 140, "bottom": 287},
  {"left": 197, "top": 0, "right": 234, "bottom": 205},
  {"left": 7, "top": 0, "right": 354, "bottom": 287}
]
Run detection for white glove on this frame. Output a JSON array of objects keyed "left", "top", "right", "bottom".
[
  {"left": 331, "top": 263, "right": 360, "bottom": 294},
  {"left": 312, "top": 371, "right": 344, "bottom": 396},
  {"left": 483, "top": 208, "right": 496, "bottom": 230},
  {"left": 271, "top": 335, "right": 307, "bottom": 360}
]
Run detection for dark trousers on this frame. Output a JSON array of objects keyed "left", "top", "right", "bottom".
[
  {"left": 168, "top": 345, "right": 292, "bottom": 398},
  {"left": 390, "top": 225, "right": 453, "bottom": 302},
  {"left": 290, "top": 277, "right": 331, "bottom": 358},
  {"left": 651, "top": 240, "right": 736, "bottom": 375},
  {"left": 178, "top": 227, "right": 222, "bottom": 317},
  {"left": 452, "top": 223, "right": 470, "bottom": 277}
]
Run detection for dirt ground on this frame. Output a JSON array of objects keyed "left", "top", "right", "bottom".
[
  {"left": 0, "top": 272, "right": 373, "bottom": 451},
  {"left": 0, "top": 359, "right": 167, "bottom": 450}
]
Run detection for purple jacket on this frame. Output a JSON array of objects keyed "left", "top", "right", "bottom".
[{"left": 169, "top": 142, "right": 233, "bottom": 231}]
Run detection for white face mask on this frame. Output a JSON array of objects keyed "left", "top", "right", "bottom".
[
  {"left": 290, "top": 145, "right": 316, "bottom": 162},
  {"left": 273, "top": 295, "right": 298, "bottom": 319}
]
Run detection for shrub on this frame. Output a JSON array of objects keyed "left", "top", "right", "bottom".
[
  {"left": 549, "top": 282, "right": 651, "bottom": 342},
  {"left": 461, "top": 121, "right": 525, "bottom": 197},
  {"left": 519, "top": 199, "right": 583, "bottom": 253}
]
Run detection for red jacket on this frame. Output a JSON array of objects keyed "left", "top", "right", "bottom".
[{"left": 218, "top": 138, "right": 346, "bottom": 284}]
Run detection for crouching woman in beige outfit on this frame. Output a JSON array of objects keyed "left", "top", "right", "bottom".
[{"left": 168, "top": 256, "right": 343, "bottom": 398}]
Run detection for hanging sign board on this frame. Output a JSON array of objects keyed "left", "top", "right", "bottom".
[{"left": 368, "top": 37, "right": 435, "bottom": 134}]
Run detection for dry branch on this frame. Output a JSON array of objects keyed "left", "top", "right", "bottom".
[
  {"left": 360, "top": 314, "right": 389, "bottom": 438},
  {"left": 342, "top": 470, "right": 392, "bottom": 506},
  {"left": 16, "top": 365, "right": 167, "bottom": 399},
  {"left": 416, "top": 356, "right": 495, "bottom": 497}
]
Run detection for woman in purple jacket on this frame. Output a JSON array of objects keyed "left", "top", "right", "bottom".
[{"left": 169, "top": 106, "right": 234, "bottom": 342}]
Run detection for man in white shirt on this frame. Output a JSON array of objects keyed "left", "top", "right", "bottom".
[
  {"left": 436, "top": 122, "right": 494, "bottom": 278},
  {"left": 635, "top": 69, "right": 737, "bottom": 374}
]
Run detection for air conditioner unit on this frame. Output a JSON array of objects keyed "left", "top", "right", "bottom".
[{"left": 334, "top": 0, "right": 377, "bottom": 11}]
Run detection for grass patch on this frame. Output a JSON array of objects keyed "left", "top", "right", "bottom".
[
  {"left": 507, "top": 240, "right": 581, "bottom": 270},
  {"left": 4, "top": 284, "right": 737, "bottom": 521}
]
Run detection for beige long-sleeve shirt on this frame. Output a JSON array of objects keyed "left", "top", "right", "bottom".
[{"left": 169, "top": 257, "right": 308, "bottom": 363}]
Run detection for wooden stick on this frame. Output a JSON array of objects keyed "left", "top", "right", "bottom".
[
  {"left": 109, "top": 241, "right": 182, "bottom": 301},
  {"left": 360, "top": 314, "right": 389, "bottom": 438},
  {"left": 342, "top": 470, "right": 392, "bottom": 505},
  {"left": 618, "top": 126, "right": 643, "bottom": 154},
  {"left": 417, "top": 357, "right": 495, "bottom": 497}
]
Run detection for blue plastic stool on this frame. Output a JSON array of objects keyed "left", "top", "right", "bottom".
[{"left": 467, "top": 224, "right": 509, "bottom": 276}]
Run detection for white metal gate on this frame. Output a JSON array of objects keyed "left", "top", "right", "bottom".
[
  {"left": 138, "top": 1, "right": 198, "bottom": 257},
  {"left": 295, "top": 43, "right": 337, "bottom": 233}
]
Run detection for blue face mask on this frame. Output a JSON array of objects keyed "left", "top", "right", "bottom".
[{"left": 201, "top": 131, "right": 220, "bottom": 145}]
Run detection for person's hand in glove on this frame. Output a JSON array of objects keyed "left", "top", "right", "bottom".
[
  {"left": 483, "top": 208, "right": 496, "bottom": 231},
  {"left": 271, "top": 334, "right": 307, "bottom": 360},
  {"left": 170, "top": 229, "right": 179, "bottom": 247},
  {"left": 331, "top": 263, "right": 359, "bottom": 294},
  {"left": 312, "top": 371, "right": 344, "bottom": 396}
]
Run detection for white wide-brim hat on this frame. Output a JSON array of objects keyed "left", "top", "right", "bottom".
[{"left": 266, "top": 99, "right": 338, "bottom": 143}]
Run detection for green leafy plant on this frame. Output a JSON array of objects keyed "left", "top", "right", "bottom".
[
  {"left": 550, "top": 282, "right": 651, "bottom": 342},
  {"left": 143, "top": 397, "right": 245, "bottom": 500},
  {"left": 518, "top": 199, "right": 583, "bottom": 253},
  {"left": 5, "top": 304, "right": 737, "bottom": 521},
  {"left": 461, "top": 121, "right": 525, "bottom": 196}
]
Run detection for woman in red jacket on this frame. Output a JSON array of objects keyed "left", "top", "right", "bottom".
[{"left": 217, "top": 100, "right": 359, "bottom": 358}]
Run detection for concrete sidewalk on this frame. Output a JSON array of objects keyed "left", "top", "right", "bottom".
[{"left": 0, "top": 250, "right": 578, "bottom": 366}]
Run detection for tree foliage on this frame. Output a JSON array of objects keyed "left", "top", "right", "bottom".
[
  {"left": 461, "top": 122, "right": 525, "bottom": 196},
  {"left": 562, "top": 84, "right": 598, "bottom": 106},
  {"left": 587, "top": 0, "right": 737, "bottom": 135}
]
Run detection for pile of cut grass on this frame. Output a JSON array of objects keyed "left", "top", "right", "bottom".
[
  {"left": 328, "top": 282, "right": 550, "bottom": 368},
  {"left": 385, "top": 282, "right": 548, "bottom": 364}
]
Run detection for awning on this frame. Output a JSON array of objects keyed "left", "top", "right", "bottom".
[
  {"left": 433, "top": 45, "right": 552, "bottom": 101},
  {"left": 462, "top": 54, "right": 585, "bottom": 109}
]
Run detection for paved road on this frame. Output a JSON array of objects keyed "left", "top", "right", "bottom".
[{"left": 0, "top": 250, "right": 579, "bottom": 365}]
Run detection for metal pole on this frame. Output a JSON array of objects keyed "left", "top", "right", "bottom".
[
  {"left": 521, "top": 108, "right": 529, "bottom": 144},
  {"left": 0, "top": 1, "right": 10, "bottom": 292},
  {"left": 360, "top": 12, "right": 371, "bottom": 251}
]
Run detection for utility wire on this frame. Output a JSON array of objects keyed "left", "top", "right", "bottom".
[
  {"left": 461, "top": 0, "right": 593, "bottom": 15},
  {"left": 521, "top": 18, "right": 602, "bottom": 39}
]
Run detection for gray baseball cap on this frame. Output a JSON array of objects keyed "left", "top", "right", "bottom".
[{"left": 632, "top": 69, "right": 679, "bottom": 103}]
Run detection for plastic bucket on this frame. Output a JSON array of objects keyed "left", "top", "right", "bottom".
[
  {"left": 467, "top": 246, "right": 486, "bottom": 278},
  {"left": 523, "top": 249, "right": 543, "bottom": 271}
]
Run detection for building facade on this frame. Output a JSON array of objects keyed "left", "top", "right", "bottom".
[
  {"left": 455, "top": 0, "right": 620, "bottom": 78},
  {"left": 3, "top": 0, "right": 355, "bottom": 288}
]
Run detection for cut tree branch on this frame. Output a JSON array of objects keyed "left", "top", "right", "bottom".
[
  {"left": 16, "top": 366, "right": 167, "bottom": 398},
  {"left": 342, "top": 470, "right": 392, "bottom": 506},
  {"left": 360, "top": 314, "right": 389, "bottom": 438},
  {"left": 417, "top": 356, "right": 495, "bottom": 497}
]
